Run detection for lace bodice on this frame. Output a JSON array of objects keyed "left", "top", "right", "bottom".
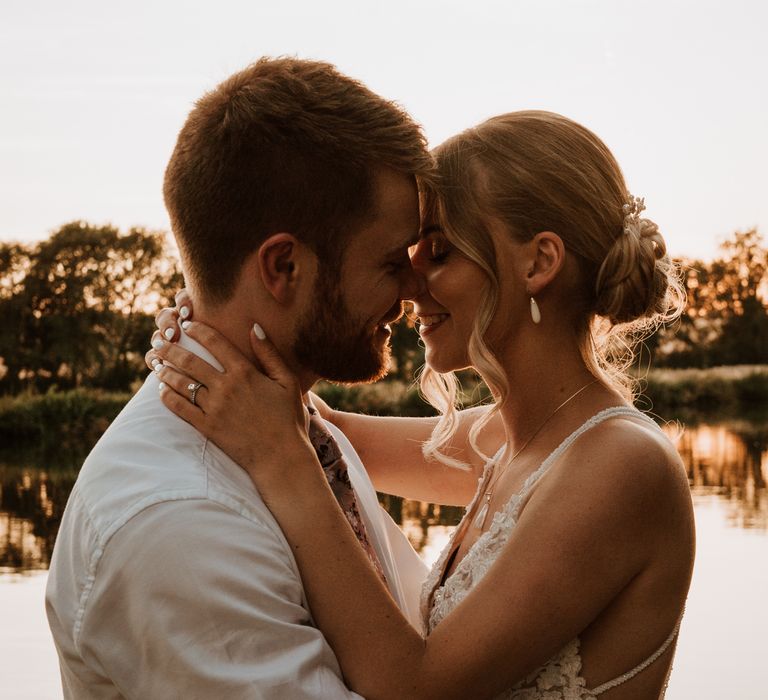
[{"left": 420, "top": 406, "right": 682, "bottom": 699}]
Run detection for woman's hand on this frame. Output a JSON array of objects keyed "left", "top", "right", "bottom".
[
  {"left": 145, "top": 289, "right": 194, "bottom": 370},
  {"left": 152, "top": 321, "right": 314, "bottom": 484}
]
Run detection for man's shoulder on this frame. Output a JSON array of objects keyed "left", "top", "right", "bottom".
[
  {"left": 48, "top": 378, "right": 291, "bottom": 628},
  {"left": 67, "top": 375, "right": 271, "bottom": 543}
]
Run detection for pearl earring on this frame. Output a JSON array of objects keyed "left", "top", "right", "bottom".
[{"left": 530, "top": 297, "right": 541, "bottom": 324}]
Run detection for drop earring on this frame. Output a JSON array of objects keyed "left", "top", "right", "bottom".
[{"left": 530, "top": 297, "right": 541, "bottom": 324}]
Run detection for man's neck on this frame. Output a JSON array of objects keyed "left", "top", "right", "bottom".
[{"left": 193, "top": 304, "right": 319, "bottom": 396}]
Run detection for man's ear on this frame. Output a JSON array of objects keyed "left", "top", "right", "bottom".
[
  {"left": 525, "top": 231, "right": 566, "bottom": 296},
  {"left": 257, "top": 233, "right": 304, "bottom": 304}
]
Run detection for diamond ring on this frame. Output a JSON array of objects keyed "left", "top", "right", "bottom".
[{"left": 187, "top": 382, "right": 204, "bottom": 406}]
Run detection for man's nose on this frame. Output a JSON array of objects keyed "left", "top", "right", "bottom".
[{"left": 400, "top": 263, "right": 427, "bottom": 301}]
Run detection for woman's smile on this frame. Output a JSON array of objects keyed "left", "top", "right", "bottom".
[{"left": 417, "top": 313, "right": 450, "bottom": 336}]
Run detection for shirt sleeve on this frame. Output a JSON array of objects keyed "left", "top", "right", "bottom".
[{"left": 76, "top": 498, "right": 363, "bottom": 700}]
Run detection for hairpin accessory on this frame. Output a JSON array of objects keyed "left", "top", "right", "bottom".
[{"left": 622, "top": 194, "right": 646, "bottom": 235}]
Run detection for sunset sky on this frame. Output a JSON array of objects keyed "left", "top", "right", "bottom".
[{"left": 1, "top": 0, "right": 766, "bottom": 261}]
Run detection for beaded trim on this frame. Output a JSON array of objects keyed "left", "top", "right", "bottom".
[{"left": 591, "top": 609, "right": 685, "bottom": 695}]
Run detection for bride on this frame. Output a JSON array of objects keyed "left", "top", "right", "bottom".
[{"left": 148, "top": 111, "right": 695, "bottom": 699}]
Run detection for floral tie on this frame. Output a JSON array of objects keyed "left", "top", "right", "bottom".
[{"left": 306, "top": 407, "right": 387, "bottom": 585}]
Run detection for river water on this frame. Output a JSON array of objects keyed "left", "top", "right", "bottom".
[{"left": 1, "top": 416, "right": 766, "bottom": 698}]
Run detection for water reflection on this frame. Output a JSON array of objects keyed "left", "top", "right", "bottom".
[
  {"left": 665, "top": 420, "right": 768, "bottom": 530},
  {"left": 0, "top": 460, "right": 78, "bottom": 575},
  {"left": 0, "top": 419, "right": 766, "bottom": 573},
  {"left": 378, "top": 496, "right": 464, "bottom": 564}
]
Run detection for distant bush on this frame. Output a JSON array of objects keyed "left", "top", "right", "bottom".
[
  {"left": 2, "top": 366, "right": 765, "bottom": 459},
  {"left": 314, "top": 373, "right": 493, "bottom": 417},
  {"left": 0, "top": 389, "right": 129, "bottom": 452},
  {"left": 314, "top": 380, "right": 436, "bottom": 417},
  {"left": 640, "top": 365, "right": 768, "bottom": 411}
]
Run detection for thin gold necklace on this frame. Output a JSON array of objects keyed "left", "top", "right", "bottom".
[{"left": 472, "top": 378, "right": 598, "bottom": 530}]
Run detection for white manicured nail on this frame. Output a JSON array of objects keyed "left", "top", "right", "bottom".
[
  {"left": 152, "top": 338, "right": 164, "bottom": 350},
  {"left": 158, "top": 382, "right": 166, "bottom": 391},
  {"left": 164, "top": 327, "right": 175, "bottom": 340},
  {"left": 179, "top": 306, "right": 190, "bottom": 319},
  {"left": 253, "top": 323, "right": 266, "bottom": 340},
  {"left": 150, "top": 358, "right": 160, "bottom": 367},
  {"left": 181, "top": 320, "right": 191, "bottom": 330},
  {"left": 153, "top": 362, "right": 163, "bottom": 373}
]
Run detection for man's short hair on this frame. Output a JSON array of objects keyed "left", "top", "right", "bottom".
[{"left": 164, "top": 57, "right": 433, "bottom": 303}]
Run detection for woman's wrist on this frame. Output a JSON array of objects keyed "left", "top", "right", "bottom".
[{"left": 244, "top": 435, "right": 321, "bottom": 493}]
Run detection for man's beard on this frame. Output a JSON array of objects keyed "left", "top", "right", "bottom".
[{"left": 293, "top": 276, "right": 400, "bottom": 384}]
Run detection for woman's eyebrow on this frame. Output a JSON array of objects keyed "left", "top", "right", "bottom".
[{"left": 419, "top": 224, "right": 442, "bottom": 238}]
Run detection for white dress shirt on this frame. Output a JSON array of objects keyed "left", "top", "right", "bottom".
[{"left": 46, "top": 333, "right": 427, "bottom": 699}]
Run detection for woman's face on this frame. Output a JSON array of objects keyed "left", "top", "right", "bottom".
[
  {"left": 410, "top": 216, "right": 529, "bottom": 374},
  {"left": 409, "top": 222, "right": 489, "bottom": 373}
]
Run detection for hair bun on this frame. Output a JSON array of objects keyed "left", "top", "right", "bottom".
[{"left": 594, "top": 217, "right": 677, "bottom": 325}]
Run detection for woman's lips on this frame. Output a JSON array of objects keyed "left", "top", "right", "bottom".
[{"left": 418, "top": 313, "right": 450, "bottom": 336}]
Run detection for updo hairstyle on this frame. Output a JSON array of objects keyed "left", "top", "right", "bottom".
[{"left": 418, "top": 110, "right": 685, "bottom": 467}]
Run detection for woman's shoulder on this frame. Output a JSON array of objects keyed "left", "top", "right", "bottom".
[
  {"left": 556, "top": 408, "right": 693, "bottom": 531},
  {"left": 530, "top": 407, "right": 689, "bottom": 526},
  {"left": 569, "top": 406, "right": 682, "bottom": 472}
]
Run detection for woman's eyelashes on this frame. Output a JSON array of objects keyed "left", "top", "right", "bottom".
[{"left": 413, "top": 235, "right": 450, "bottom": 264}]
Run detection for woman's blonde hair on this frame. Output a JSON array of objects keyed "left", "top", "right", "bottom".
[{"left": 419, "top": 111, "right": 685, "bottom": 467}]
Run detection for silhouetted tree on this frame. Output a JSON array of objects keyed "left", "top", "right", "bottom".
[
  {"left": 0, "top": 222, "right": 183, "bottom": 393},
  {"left": 654, "top": 229, "right": 767, "bottom": 367}
]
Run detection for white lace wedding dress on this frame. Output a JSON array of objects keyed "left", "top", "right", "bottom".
[{"left": 420, "top": 406, "right": 683, "bottom": 699}]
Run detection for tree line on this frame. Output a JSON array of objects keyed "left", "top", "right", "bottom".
[
  {"left": 652, "top": 228, "right": 768, "bottom": 367},
  {"left": 0, "top": 222, "right": 765, "bottom": 396},
  {"left": 0, "top": 222, "right": 182, "bottom": 394}
]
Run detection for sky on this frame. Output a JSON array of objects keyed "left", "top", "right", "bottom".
[{"left": 1, "top": 0, "right": 766, "bottom": 261}]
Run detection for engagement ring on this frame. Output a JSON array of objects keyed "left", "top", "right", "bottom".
[{"left": 187, "top": 382, "right": 204, "bottom": 406}]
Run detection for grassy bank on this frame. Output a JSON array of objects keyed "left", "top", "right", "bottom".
[
  {"left": 639, "top": 365, "right": 768, "bottom": 412},
  {"left": 0, "top": 389, "right": 130, "bottom": 452},
  {"left": 1, "top": 366, "right": 766, "bottom": 459},
  {"left": 320, "top": 365, "right": 768, "bottom": 417}
]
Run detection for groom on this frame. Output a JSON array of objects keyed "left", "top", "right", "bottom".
[{"left": 46, "top": 57, "right": 432, "bottom": 698}]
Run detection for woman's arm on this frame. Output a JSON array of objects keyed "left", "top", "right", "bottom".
[
  {"left": 318, "top": 404, "right": 502, "bottom": 504},
  {"left": 152, "top": 322, "right": 675, "bottom": 700}
]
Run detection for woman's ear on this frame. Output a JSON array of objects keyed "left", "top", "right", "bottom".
[
  {"left": 525, "top": 231, "right": 566, "bottom": 296},
  {"left": 257, "top": 233, "right": 302, "bottom": 304}
]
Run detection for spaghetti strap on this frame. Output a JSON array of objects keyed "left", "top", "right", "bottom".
[
  {"left": 515, "top": 405, "right": 659, "bottom": 508},
  {"left": 591, "top": 609, "right": 685, "bottom": 695}
]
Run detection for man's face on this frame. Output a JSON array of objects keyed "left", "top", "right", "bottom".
[{"left": 293, "top": 169, "right": 421, "bottom": 383}]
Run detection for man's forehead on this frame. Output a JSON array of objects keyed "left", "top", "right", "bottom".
[
  {"left": 348, "top": 210, "right": 419, "bottom": 254},
  {"left": 345, "top": 170, "right": 420, "bottom": 255},
  {"left": 383, "top": 230, "right": 420, "bottom": 256}
]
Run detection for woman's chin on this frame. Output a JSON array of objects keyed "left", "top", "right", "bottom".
[{"left": 424, "top": 347, "right": 466, "bottom": 375}]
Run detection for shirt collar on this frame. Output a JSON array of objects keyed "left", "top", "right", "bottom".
[{"left": 177, "top": 326, "right": 225, "bottom": 372}]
